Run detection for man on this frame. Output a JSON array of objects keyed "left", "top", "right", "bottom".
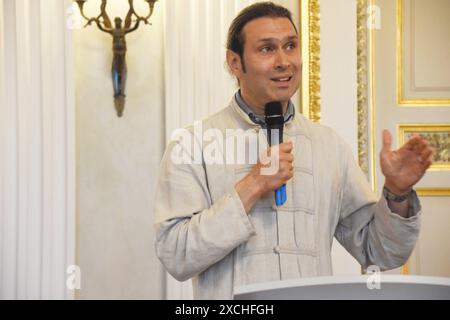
[{"left": 154, "top": 2, "right": 433, "bottom": 299}]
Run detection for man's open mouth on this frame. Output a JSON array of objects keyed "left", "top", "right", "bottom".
[{"left": 271, "top": 76, "right": 292, "bottom": 82}]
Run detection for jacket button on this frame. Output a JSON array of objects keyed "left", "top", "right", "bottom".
[{"left": 273, "top": 246, "right": 281, "bottom": 254}]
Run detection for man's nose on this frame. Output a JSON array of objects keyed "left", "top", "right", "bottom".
[{"left": 274, "top": 50, "right": 290, "bottom": 70}]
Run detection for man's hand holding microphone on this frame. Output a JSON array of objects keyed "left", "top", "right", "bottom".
[{"left": 235, "top": 102, "right": 293, "bottom": 214}]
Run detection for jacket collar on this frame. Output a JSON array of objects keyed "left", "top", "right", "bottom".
[
  {"left": 229, "top": 95, "right": 311, "bottom": 139},
  {"left": 234, "top": 91, "right": 295, "bottom": 128}
]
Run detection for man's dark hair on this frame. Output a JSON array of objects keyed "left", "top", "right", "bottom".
[{"left": 226, "top": 2, "right": 298, "bottom": 72}]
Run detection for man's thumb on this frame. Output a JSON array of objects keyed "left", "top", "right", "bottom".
[{"left": 382, "top": 129, "right": 392, "bottom": 152}]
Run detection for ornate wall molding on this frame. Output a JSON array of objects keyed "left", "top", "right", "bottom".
[
  {"left": 398, "top": 124, "right": 450, "bottom": 171},
  {"left": 357, "top": 0, "right": 369, "bottom": 177},
  {"left": 396, "top": 0, "right": 450, "bottom": 106},
  {"left": 308, "top": 0, "right": 321, "bottom": 123}
]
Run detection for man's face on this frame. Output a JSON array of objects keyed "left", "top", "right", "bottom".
[{"left": 228, "top": 17, "right": 302, "bottom": 113}]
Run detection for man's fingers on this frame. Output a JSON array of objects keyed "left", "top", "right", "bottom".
[
  {"left": 382, "top": 129, "right": 392, "bottom": 152},
  {"left": 414, "top": 139, "right": 430, "bottom": 154},
  {"left": 420, "top": 147, "right": 433, "bottom": 161},
  {"left": 261, "top": 142, "right": 294, "bottom": 169},
  {"left": 278, "top": 141, "right": 293, "bottom": 153},
  {"left": 418, "top": 153, "right": 434, "bottom": 171},
  {"left": 264, "top": 143, "right": 292, "bottom": 158},
  {"left": 280, "top": 152, "right": 294, "bottom": 162},
  {"left": 407, "top": 138, "right": 433, "bottom": 162},
  {"left": 424, "top": 153, "right": 434, "bottom": 168},
  {"left": 402, "top": 134, "right": 422, "bottom": 151}
]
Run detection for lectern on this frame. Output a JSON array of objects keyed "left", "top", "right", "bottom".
[{"left": 234, "top": 275, "right": 450, "bottom": 300}]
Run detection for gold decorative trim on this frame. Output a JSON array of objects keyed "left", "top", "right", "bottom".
[
  {"left": 357, "top": 0, "right": 369, "bottom": 177},
  {"left": 299, "top": 0, "right": 306, "bottom": 116},
  {"left": 398, "top": 124, "right": 450, "bottom": 171},
  {"left": 369, "top": 0, "right": 376, "bottom": 192},
  {"left": 417, "top": 188, "right": 450, "bottom": 197},
  {"left": 400, "top": 263, "right": 409, "bottom": 275},
  {"left": 300, "top": 0, "right": 321, "bottom": 122},
  {"left": 308, "top": 0, "right": 321, "bottom": 122},
  {"left": 396, "top": 0, "right": 450, "bottom": 106}
]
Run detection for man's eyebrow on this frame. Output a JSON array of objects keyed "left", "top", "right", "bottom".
[{"left": 256, "top": 35, "right": 299, "bottom": 43}]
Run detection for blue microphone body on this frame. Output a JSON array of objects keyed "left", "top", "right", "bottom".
[
  {"left": 275, "top": 185, "right": 287, "bottom": 206},
  {"left": 264, "top": 102, "right": 286, "bottom": 206}
]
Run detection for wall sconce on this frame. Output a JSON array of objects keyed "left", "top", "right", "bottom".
[{"left": 75, "top": 0, "right": 158, "bottom": 117}]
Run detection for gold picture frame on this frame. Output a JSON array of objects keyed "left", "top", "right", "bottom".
[
  {"left": 398, "top": 124, "right": 450, "bottom": 171},
  {"left": 416, "top": 188, "right": 450, "bottom": 197},
  {"left": 299, "top": 0, "right": 321, "bottom": 123}
]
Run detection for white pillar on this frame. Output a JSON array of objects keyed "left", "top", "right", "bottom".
[{"left": 0, "top": 0, "right": 76, "bottom": 299}]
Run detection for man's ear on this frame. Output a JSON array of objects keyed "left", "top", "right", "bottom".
[{"left": 226, "top": 49, "right": 243, "bottom": 76}]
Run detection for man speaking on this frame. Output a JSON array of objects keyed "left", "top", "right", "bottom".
[{"left": 154, "top": 2, "right": 433, "bottom": 299}]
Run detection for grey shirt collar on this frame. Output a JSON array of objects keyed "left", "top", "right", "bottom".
[{"left": 234, "top": 91, "right": 295, "bottom": 127}]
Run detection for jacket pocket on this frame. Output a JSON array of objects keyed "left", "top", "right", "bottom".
[
  {"left": 290, "top": 167, "right": 315, "bottom": 212},
  {"left": 293, "top": 210, "right": 317, "bottom": 252}
]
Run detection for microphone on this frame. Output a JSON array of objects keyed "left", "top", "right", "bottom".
[{"left": 264, "top": 102, "right": 287, "bottom": 206}]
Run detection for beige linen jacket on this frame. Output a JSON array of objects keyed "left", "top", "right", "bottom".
[{"left": 154, "top": 98, "right": 421, "bottom": 299}]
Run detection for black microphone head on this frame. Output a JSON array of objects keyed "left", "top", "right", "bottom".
[
  {"left": 265, "top": 102, "right": 284, "bottom": 126},
  {"left": 264, "top": 101, "right": 283, "bottom": 116}
]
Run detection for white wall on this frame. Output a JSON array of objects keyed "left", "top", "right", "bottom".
[
  {"left": 74, "top": 1, "right": 165, "bottom": 299},
  {"left": 321, "top": 0, "right": 358, "bottom": 154},
  {"left": 320, "top": 0, "right": 361, "bottom": 275}
]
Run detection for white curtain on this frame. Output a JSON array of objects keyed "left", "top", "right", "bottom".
[
  {"left": 163, "top": 0, "right": 298, "bottom": 300},
  {"left": 0, "top": 0, "right": 75, "bottom": 299}
]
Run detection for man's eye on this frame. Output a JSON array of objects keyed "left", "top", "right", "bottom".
[
  {"left": 260, "top": 47, "right": 272, "bottom": 53},
  {"left": 286, "top": 43, "right": 297, "bottom": 50}
]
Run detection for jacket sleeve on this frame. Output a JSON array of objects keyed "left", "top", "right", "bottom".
[
  {"left": 153, "top": 135, "right": 255, "bottom": 282},
  {"left": 334, "top": 140, "right": 422, "bottom": 271}
]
